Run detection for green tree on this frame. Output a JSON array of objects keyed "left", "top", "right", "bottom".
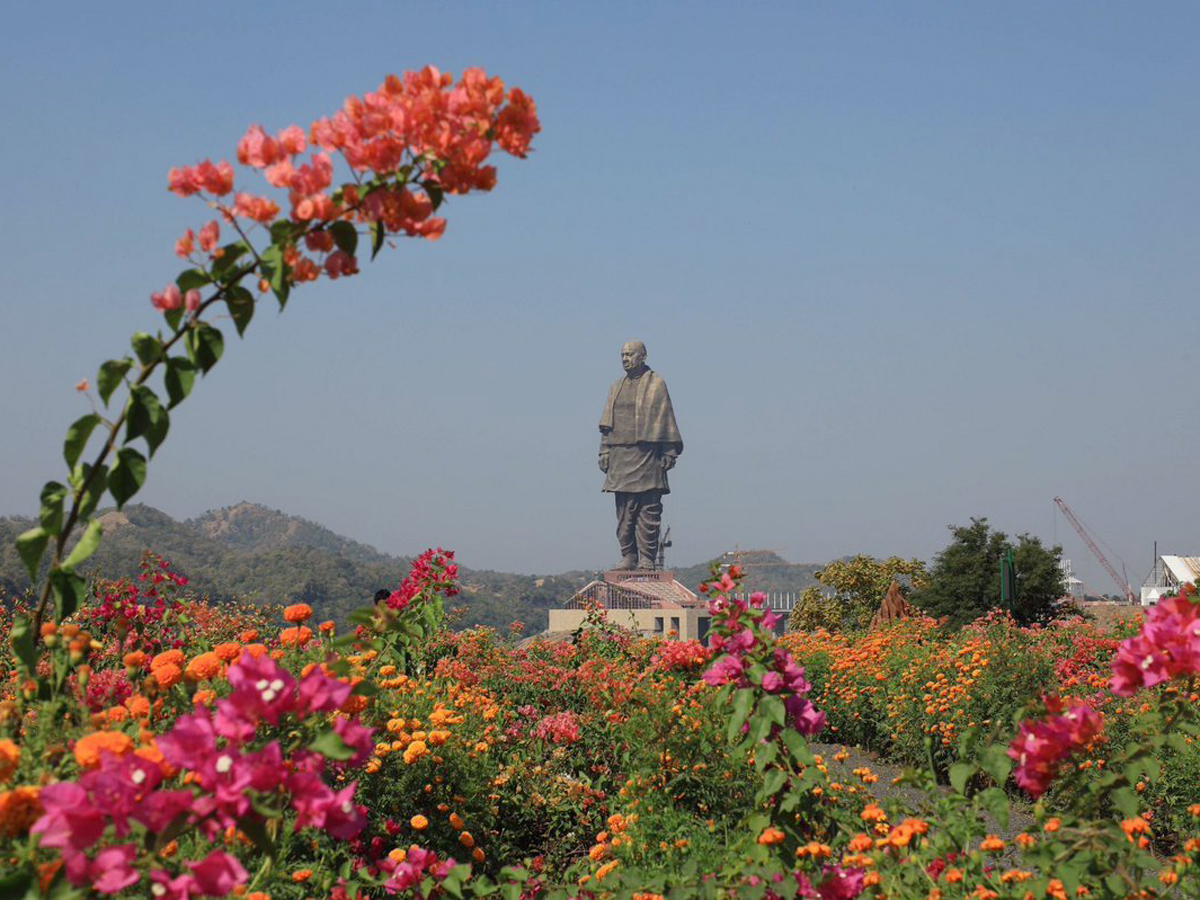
[
  {"left": 912, "top": 517, "right": 1064, "bottom": 628},
  {"left": 787, "top": 554, "right": 928, "bottom": 632}
]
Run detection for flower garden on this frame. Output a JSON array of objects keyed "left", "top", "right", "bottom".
[
  {"left": 4, "top": 65, "right": 1200, "bottom": 898},
  {"left": 2, "top": 552, "right": 1200, "bottom": 899}
]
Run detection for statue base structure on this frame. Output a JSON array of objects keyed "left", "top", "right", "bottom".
[{"left": 547, "top": 568, "right": 712, "bottom": 643}]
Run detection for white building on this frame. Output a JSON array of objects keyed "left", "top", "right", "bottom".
[
  {"left": 548, "top": 569, "right": 712, "bottom": 642},
  {"left": 1140, "top": 555, "right": 1200, "bottom": 605}
]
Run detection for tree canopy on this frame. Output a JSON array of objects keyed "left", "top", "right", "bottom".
[{"left": 912, "top": 517, "right": 1064, "bottom": 628}]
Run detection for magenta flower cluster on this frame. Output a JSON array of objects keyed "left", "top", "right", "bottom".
[
  {"left": 1109, "top": 590, "right": 1200, "bottom": 697},
  {"left": 31, "top": 654, "right": 373, "bottom": 897},
  {"left": 1007, "top": 694, "right": 1104, "bottom": 798},
  {"left": 700, "top": 571, "right": 826, "bottom": 736}
]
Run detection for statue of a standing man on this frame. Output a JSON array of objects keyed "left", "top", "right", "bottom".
[{"left": 598, "top": 341, "right": 683, "bottom": 570}]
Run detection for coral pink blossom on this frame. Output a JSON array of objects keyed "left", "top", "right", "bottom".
[
  {"left": 151, "top": 283, "right": 183, "bottom": 311},
  {"left": 1007, "top": 695, "right": 1103, "bottom": 797},
  {"left": 198, "top": 220, "right": 220, "bottom": 252},
  {"left": 231, "top": 192, "right": 280, "bottom": 223},
  {"left": 185, "top": 289, "right": 202, "bottom": 312},
  {"left": 236, "top": 124, "right": 282, "bottom": 168},
  {"left": 175, "top": 229, "right": 194, "bottom": 258},
  {"left": 278, "top": 124, "right": 307, "bottom": 155},
  {"left": 323, "top": 250, "right": 359, "bottom": 279}
]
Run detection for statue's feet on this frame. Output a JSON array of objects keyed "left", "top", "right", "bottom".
[
  {"left": 637, "top": 558, "right": 657, "bottom": 571},
  {"left": 614, "top": 555, "right": 639, "bottom": 570}
]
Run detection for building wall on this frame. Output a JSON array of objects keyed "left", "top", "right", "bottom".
[{"left": 548, "top": 607, "right": 711, "bottom": 642}]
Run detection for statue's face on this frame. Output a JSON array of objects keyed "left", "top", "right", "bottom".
[{"left": 621, "top": 343, "right": 646, "bottom": 373}]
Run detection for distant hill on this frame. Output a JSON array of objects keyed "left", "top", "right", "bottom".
[{"left": 0, "top": 504, "right": 824, "bottom": 632}]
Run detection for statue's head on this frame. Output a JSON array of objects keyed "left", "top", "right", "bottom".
[{"left": 620, "top": 341, "right": 647, "bottom": 375}]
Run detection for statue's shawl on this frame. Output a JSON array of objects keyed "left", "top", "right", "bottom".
[{"left": 599, "top": 369, "right": 683, "bottom": 449}]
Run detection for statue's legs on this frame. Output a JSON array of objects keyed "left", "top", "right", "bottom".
[
  {"left": 634, "top": 491, "right": 662, "bottom": 570},
  {"left": 613, "top": 492, "right": 640, "bottom": 569}
]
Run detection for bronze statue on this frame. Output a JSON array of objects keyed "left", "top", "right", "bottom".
[{"left": 598, "top": 341, "right": 683, "bottom": 570}]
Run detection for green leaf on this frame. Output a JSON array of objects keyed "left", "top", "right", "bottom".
[
  {"left": 107, "top": 447, "right": 147, "bottom": 508},
  {"left": 371, "top": 220, "right": 386, "bottom": 260},
  {"left": 164, "top": 357, "right": 197, "bottom": 408},
  {"left": 269, "top": 220, "right": 303, "bottom": 245},
  {"left": 16, "top": 526, "right": 49, "bottom": 580},
  {"left": 64, "top": 414, "right": 101, "bottom": 469},
  {"left": 978, "top": 786, "right": 1009, "bottom": 830},
  {"left": 780, "top": 729, "right": 813, "bottom": 765},
  {"left": 330, "top": 221, "right": 358, "bottom": 256},
  {"left": 176, "top": 269, "right": 211, "bottom": 292},
  {"left": 424, "top": 180, "right": 444, "bottom": 211},
  {"left": 39, "top": 481, "right": 68, "bottom": 536},
  {"left": 309, "top": 729, "right": 356, "bottom": 761},
  {"left": 1142, "top": 756, "right": 1162, "bottom": 781},
  {"left": 259, "top": 243, "right": 291, "bottom": 309},
  {"left": 1111, "top": 786, "right": 1140, "bottom": 818},
  {"left": 61, "top": 519, "right": 103, "bottom": 571},
  {"left": 759, "top": 694, "right": 785, "bottom": 726},
  {"left": 164, "top": 308, "right": 183, "bottom": 331},
  {"left": 125, "top": 386, "right": 169, "bottom": 455},
  {"left": 74, "top": 463, "right": 108, "bottom": 521},
  {"left": 727, "top": 687, "right": 755, "bottom": 742},
  {"left": 8, "top": 614, "right": 37, "bottom": 672},
  {"left": 949, "top": 762, "right": 975, "bottom": 795},
  {"left": 980, "top": 744, "right": 1013, "bottom": 785},
  {"left": 211, "top": 241, "right": 249, "bottom": 280},
  {"left": 131, "top": 332, "right": 162, "bottom": 365},
  {"left": 49, "top": 568, "right": 86, "bottom": 621},
  {"left": 761, "top": 768, "right": 787, "bottom": 798},
  {"left": 225, "top": 286, "right": 255, "bottom": 337},
  {"left": 186, "top": 323, "right": 224, "bottom": 373},
  {"left": 97, "top": 358, "right": 133, "bottom": 406}
]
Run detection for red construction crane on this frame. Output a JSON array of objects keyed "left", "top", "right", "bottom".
[{"left": 1053, "top": 497, "right": 1137, "bottom": 604}]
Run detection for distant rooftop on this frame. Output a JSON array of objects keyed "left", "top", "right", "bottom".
[{"left": 563, "top": 569, "right": 702, "bottom": 610}]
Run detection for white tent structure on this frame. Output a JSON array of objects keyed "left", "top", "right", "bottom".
[{"left": 1140, "top": 555, "right": 1200, "bottom": 605}]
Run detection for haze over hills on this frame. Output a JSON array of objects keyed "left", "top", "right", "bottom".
[{"left": 0, "top": 502, "right": 824, "bottom": 631}]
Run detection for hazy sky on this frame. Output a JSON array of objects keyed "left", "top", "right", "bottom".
[{"left": 2, "top": 3, "right": 1196, "bottom": 593}]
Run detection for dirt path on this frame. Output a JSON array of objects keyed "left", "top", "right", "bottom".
[{"left": 810, "top": 741, "right": 1034, "bottom": 841}]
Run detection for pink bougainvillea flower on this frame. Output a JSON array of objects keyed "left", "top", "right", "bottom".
[
  {"left": 187, "top": 850, "right": 248, "bottom": 896},
  {"left": 90, "top": 843, "right": 140, "bottom": 894},
  {"left": 236, "top": 124, "right": 283, "bottom": 169},
  {"left": 231, "top": 192, "right": 280, "bottom": 223},
  {"left": 1008, "top": 695, "right": 1103, "bottom": 797},
  {"left": 185, "top": 289, "right": 202, "bottom": 312},
  {"left": 1109, "top": 592, "right": 1200, "bottom": 697},
  {"left": 175, "top": 228, "right": 195, "bottom": 258},
  {"left": 151, "top": 283, "right": 183, "bottom": 312},
  {"left": 198, "top": 219, "right": 220, "bottom": 252},
  {"left": 150, "top": 870, "right": 196, "bottom": 900}
]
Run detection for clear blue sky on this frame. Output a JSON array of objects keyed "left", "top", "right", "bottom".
[{"left": 2, "top": 2, "right": 1196, "bottom": 593}]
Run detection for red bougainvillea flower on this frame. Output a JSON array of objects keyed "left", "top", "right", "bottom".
[{"left": 1007, "top": 694, "right": 1103, "bottom": 797}]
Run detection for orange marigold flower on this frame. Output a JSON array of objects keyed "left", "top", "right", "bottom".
[
  {"left": 152, "top": 663, "right": 183, "bottom": 689},
  {"left": 151, "top": 649, "right": 184, "bottom": 670},
  {"left": 0, "top": 739, "right": 19, "bottom": 783},
  {"left": 860, "top": 802, "right": 888, "bottom": 822},
  {"left": 979, "top": 835, "right": 1005, "bottom": 852},
  {"left": 0, "top": 786, "right": 41, "bottom": 838},
  {"left": 944, "top": 868, "right": 964, "bottom": 884},
  {"left": 239, "top": 643, "right": 268, "bottom": 660},
  {"left": 1046, "top": 879, "right": 1068, "bottom": 900},
  {"left": 757, "top": 827, "right": 786, "bottom": 846},
  {"left": 283, "top": 603, "right": 313, "bottom": 623},
  {"left": 848, "top": 832, "right": 873, "bottom": 852},
  {"left": 449, "top": 812, "right": 465, "bottom": 830},
  {"left": 279, "top": 626, "right": 313, "bottom": 647},
  {"left": 1188, "top": 803, "right": 1200, "bottom": 816},
  {"left": 124, "top": 695, "right": 151, "bottom": 719},
  {"left": 105, "top": 706, "right": 129, "bottom": 723},
  {"left": 292, "top": 869, "right": 313, "bottom": 882},
  {"left": 240, "top": 630, "right": 259, "bottom": 642},
  {"left": 403, "top": 741, "right": 428, "bottom": 765},
  {"left": 1120, "top": 817, "right": 1150, "bottom": 842},
  {"left": 193, "top": 689, "right": 216, "bottom": 707},
  {"left": 472, "top": 847, "right": 485, "bottom": 863},
  {"left": 1043, "top": 817, "right": 1061, "bottom": 833},
  {"left": 970, "top": 888, "right": 998, "bottom": 900},
  {"left": 74, "top": 731, "right": 134, "bottom": 768},
  {"left": 410, "top": 814, "right": 428, "bottom": 830},
  {"left": 213, "top": 642, "right": 242, "bottom": 662},
  {"left": 319, "top": 620, "right": 335, "bottom": 633},
  {"left": 388, "top": 848, "right": 407, "bottom": 863},
  {"left": 123, "top": 651, "right": 148, "bottom": 670},
  {"left": 595, "top": 860, "right": 619, "bottom": 881},
  {"left": 459, "top": 830, "right": 475, "bottom": 848},
  {"left": 185, "top": 652, "right": 222, "bottom": 682}
]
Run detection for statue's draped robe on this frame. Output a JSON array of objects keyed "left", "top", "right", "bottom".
[{"left": 599, "top": 369, "right": 683, "bottom": 493}]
